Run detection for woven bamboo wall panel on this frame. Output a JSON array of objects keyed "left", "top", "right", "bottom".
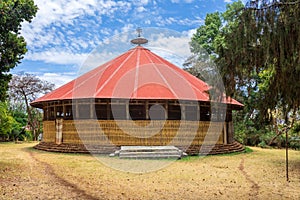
[
  {"left": 42, "top": 120, "right": 225, "bottom": 145},
  {"left": 42, "top": 121, "right": 56, "bottom": 142}
]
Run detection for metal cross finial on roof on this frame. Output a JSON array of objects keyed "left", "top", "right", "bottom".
[
  {"left": 131, "top": 27, "right": 148, "bottom": 46},
  {"left": 137, "top": 27, "right": 142, "bottom": 37}
]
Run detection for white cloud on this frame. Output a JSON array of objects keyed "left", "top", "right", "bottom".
[
  {"left": 171, "top": 0, "right": 193, "bottom": 3},
  {"left": 132, "top": 0, "right": 150, "bottom": 6},
  {"left": 79, "top": 29, "right": 195, "bottom": 72},
  {"left": 145, "top": 20, "right": 151, "bottom": 25},
  {"left": 141, "top": 0, "right": 149, "bottom": 5},
  {"left": 224, "top": 0, "right": 233, "bottom": 3},
  {"left": 25, "top": 50, "right": 88, "bottom": 65},
  {"left": 182, "top": 28, "right": 197, "bottom": 38},
  {"left": 21, "top": 0, "right": 132, "bottom": 49},
  {"left": 39, "top": 72, "right": 77, "bottom": 88},
  {"left": 137, "top": 6, "right": 146, "bottom": 12},
  {"left": 148, "top": 34, "right": 191, "bottom": 61},
  {"left": 80, "top": 51, "right": 120, "bottom": 74},
  {"left": 121, "top": 24, "right": 135, "bottom": 33},
  {"left": 156, "top": 16, "right": 202, "bottom": 26}
]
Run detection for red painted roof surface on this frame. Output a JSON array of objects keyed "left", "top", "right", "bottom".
[{"left": 31, "top": 46, "right": 243, "bottom": 107}]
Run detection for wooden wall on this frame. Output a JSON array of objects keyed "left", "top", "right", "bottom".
[
  {"left": 43, "top": 121, "right": 56, "bottom": 142},
  {"left": 42, "top": 120, "right": 228, "bottom": 146}
]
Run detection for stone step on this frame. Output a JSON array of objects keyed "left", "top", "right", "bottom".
[
  {"left": 112, "top": 146, "right": 185, "bottom": 159},
  {"left": 119, "top": 154, "right": 181, "bottom": 159},
  {"left": 119, "top": 151, "right": 181, "bottom": 156},
  {"left": 120, "top": 146, "right": 180, "bottom": 152}
]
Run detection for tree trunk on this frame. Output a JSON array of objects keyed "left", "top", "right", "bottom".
[
  {"left": 283, "top": 107, "right": 296, "bottom": 182},
  {"left": 268, "top": 131, "right": 283, "bottom": 146},
  {"left": 22, "top": 89, "right": 36, "bottom": 141},
  {"left": 286, "top": 130, "right": 289, "bottom": 182}
]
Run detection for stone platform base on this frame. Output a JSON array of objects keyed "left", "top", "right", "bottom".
[
  {"left": 178, "top": 141, "right": 245, "bottom": 155},
  {"left": 34, "top": 141, "right": 244, "bottom": 155},
  {"left": 34, "top": 142, "right": 119, "bottom": 154}
]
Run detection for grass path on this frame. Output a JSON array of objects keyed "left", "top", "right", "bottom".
[
  {"left": 0, "top": 143, "right": 99, "bottom": 199},
  {"left": 0, "top": 142, "right": 299, "bottom": 199},
  {"left": 28, "top": 150, "right": 99, "bottom": 200},
  {"left": 238, "top": 158, "right": 260, "bottom": 198}
]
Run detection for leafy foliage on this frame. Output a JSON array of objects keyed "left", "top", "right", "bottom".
[
  {"left": 0, "top": 102, "right": 15, "bottom": 138},
  {"left": 188, "top": 0, "right": 300, "bottom": 147},
  {"left": 185, "top": 1, "right": 244, "bottom": 84},
  {"left": 0, "top": 101, "right": 31, "bottom": 141},
  {"left": 218, "top": 0, "right": 300, "bottom": 118},
  {"left": 0, "top": 0, "right": 38, "bottom": 101},
  {"left": 9, "top": 73, "right": 54, "bottom": 140},
  {"left": 289, "top": 122, "right": 300, "bottom": 150},
  {"left": 217, "top": 0, "right": 300, "bottom": 147},
  {"left": 190, "top": 12, "right": 222, "bottom": 55}
]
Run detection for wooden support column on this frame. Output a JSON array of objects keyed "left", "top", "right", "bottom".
[
  {"left": 107, "top": 100, "right": 110, "bottom": 119},
  {"left": 75, "top": 101, "right": 79, "bottom": 119},
  {"left": 181, "top": 104, "right": 186, "bottom": 120},
  {"left": 44, "top": 103, "right": 48, "bottom": 121},
  {"left": 146, "top": 100, "right": 149, "bottom": 120},
  {"left": 228, "top": 121, "right": 234, "bottom": 143},
  {"left": 43, "top": 103, "right": 46, "bottom": 121},
  {"left": 197, "top": 103, "right": 200, "bottom": 121},
  {"left": 43, "top": 108, "right": 46, "bottom": 121},
  {"left": 63, "top": 103, "right": 66, "bottom": 119},
  {"left": 223, "top": 122, "right": 228, "bottom": 144},
  {"left": 54, "top": 105, "right": 57, "bottom": 119},
  {"left": 126, "top": 101, "right": 130, "bottom": 120},
  {"left": 165, "top": 100, "right": 168, "bottom": 119},
  {"left": 55, "top": 118, "right": 63, "bottom": 144},
  {"left": 90, "top": 99, "right": 94, "bottom": 119}
]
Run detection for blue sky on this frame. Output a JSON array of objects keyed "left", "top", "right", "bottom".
[{"left": 15, "top": 0, "right": 237, "bottom": 87}]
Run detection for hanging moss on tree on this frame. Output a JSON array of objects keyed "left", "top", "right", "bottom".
[
  {"left": 218, "top": 0, "right": 300, "bottom": 121},
  {"left": 187, "top": 0, "right": 299, "bottom": 147}
]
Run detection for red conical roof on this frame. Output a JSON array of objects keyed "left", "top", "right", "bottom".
[{"left": 31, "top": 46, "right": 243, "bottom": 108}]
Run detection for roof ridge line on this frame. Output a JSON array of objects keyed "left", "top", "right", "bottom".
[
  {"left": 94, "top": 48, "right": 137, "bottom": 96},
  {"left": 150, "top": 52, "right": 210, "bottom": 99},
  {"left": 61, "top": 61, "right": 114, "bottom": 99},
  {"left": 149, "top": 52, "right": 210, "bottom": 100},
  {"left": 59, "top": 51, "right": 132, "bottom": 99},
  {"left": 144, "top": 50, "right": 178, "bottom": 99},
  {"left": 133, "top": 48, "right": 141, "bottom": 98}
]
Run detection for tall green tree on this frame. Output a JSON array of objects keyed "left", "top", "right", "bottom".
[
  {"left": 0, "top": 0, "right": 38, "bottom": 101},
  {"left": 215, "top": 0, "right": 300, "bottom": 181},
  {"left": 217, "top": 0, "right": 300, "bottom": 124},
  {"left": 190, "top": 12, "right": 222, "bottom": 55},
  {"left": 185, "top": 1, "right": 244, "bottom": 80},
  {"left": 188, "top": 0, "right": 299, "bottom": 146}
]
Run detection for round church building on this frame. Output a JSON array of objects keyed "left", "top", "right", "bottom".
[{"left": 31, "top": 36, "right": 244, "bottom": 155}]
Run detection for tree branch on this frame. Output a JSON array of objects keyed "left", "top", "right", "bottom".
[{"left": 246, "top": 0, "right": 300, "bottom": 11}]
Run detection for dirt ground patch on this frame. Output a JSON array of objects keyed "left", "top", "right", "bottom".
[{"left": 0, "top": 143, "right": 299, "bottom": 200}]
